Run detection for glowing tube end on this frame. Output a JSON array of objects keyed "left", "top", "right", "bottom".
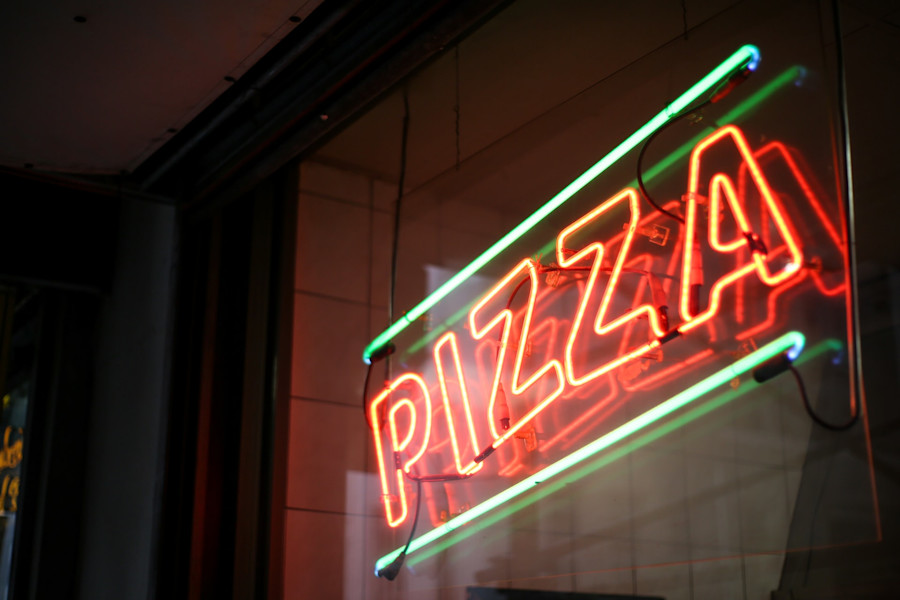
[
  {"left": 363, "top": 316, "right": 415, "bottom": 364},
  {"left": 743, "top": 44, "right": 761, "bottom": 71},
  {"left": 374, "top": 555, "right": 394, "bottom": 576},
  {"left": 375, "top": 551, "right": 406, "bottom": 580},
  {"left": 364, "top": 342, "right": 396, "bottom": 365}
]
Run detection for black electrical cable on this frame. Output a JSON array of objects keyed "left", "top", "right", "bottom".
[
  {"left": 364, "top": 90, "right": 411, "bottom": 426},
  {"left": 376, "top": 478, "right": 422, "bottom": 580},
  {"left": 407, "top": 472, "right": 473, "bottom": 483},
  {"left": 799, "top": 4, "right": 856, "bottom": 579},
  {"left": 372, "top": 92, "right": 447, "bottom": 580},
  {"left": 454, "top": 45, "right": 461, "bottom": 170},
  {"left": 376, "top": 467, "right": 474, "bottom": 579},
  {"left": 637, "top": 54, "right": 757, "bottom": 226},
  {"left": 789, "top": 365, "right": 858, "bottom": 431},
  {"left": 363, "top": 361, "right": 375, "bottom": 428},
  {"left": 387, "top": 91, "right": 410, "bottom": 391},
  {"left": 636, "top": 98, "right": 712, "bottom": 225},
  {"left": 389, "top": 90, "right": 411, "bottom": 332}
]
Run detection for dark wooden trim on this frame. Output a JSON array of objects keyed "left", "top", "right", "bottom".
[
  {"left": 231, "top": 180, "right": 275, "bottom": 598},
  {"left": 155, "top": 215, "right": 212, "bottom": 599},
  {"left": 266, "top": 165, "right": 299, "bottom": 600},
  {"left": 186, "top": 213, "right": 223, "bottom": 600}
]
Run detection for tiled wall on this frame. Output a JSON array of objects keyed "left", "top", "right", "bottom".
[{"left": 287, "top": 161, "right": 394, "bottom": 599}]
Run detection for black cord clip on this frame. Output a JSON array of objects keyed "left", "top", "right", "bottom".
[
  {"left": 743, "top": 231, "right": 768, "bottom": 256},
  {"left": 473, "top": 445, "right": 495, "bottom": 463},
  {"left": 658, "top": 328, "right": 682, "bottom": 345},
  {"left": 376, "top": 551, "right": 407, "bottom": 580},
  {"left": 752, "top": 352, "right": 792, "bottom": 383},
  {"left": 368, "top": 342, "right": 396, "bottom": 364}
]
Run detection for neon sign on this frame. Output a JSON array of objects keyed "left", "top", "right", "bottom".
[
  {"left": 365, "top": 45, "right": 853, "bottom": 575},
  {"left": 371, "top": 121, "right": 816, "bottom": 525}
]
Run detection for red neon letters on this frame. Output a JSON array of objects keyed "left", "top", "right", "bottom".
[{"left": 369, "top": 125, "right": 837, "bottom": 527}]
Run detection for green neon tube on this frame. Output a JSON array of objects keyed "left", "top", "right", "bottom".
[
  {"left": 374, "top": 330, "right": 803, "bottom": 573},
  {"left": 363, "top": 44, "right": 761, "bottom": 363}
]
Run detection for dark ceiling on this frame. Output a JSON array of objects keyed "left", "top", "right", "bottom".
[
  {"left": 0, "top": 0, "right": 510, "bottom": 206},
  {"left": 0, "top": 0, "right": 323, "bottom": 174}
]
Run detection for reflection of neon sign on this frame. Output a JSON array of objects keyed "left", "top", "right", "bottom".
[{"left": 366, "top": 45, "right": 851, "bottom": 575}]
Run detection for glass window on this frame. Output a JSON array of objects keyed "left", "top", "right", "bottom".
[{"left": 282, "top": 2, "right": 880, "bottom": 597}]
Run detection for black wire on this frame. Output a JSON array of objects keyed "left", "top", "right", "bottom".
[
  {"left": 376, "top": 478, "right": 422, "bottom": 580},
  {"left": 636, "top": 98, "right": 712, "bottom": 225},
  {"left": 385, "top": 90, "right": 411, "bottom": 387},
  {"left": 363, "top": 361, "right": 374, "bottom": 428},
  {"left": 398, "top": 478, "right": 423, "bottom": 558},
  {"left": 795, "top": 10, "right": 858, "bottom": 588},
  {"left": 370, "top": 91, "right": 442, "bottom": 575},
  {"left": 368, "top": 89, "right": 411, "bottom": 426},
  {"left": 454, "top": 45, "right": 461, "bottom": 170},
  {"left": 786, "top": 1, "right": 859, "bottom": 437},
  {"left": 789, "top": 365, "right": 858, "bottom": 431},
  {"left": 407, "top": 472, "right": 472, "bottom": 482},
  {"left": 378, "top": 468, "right": 471, "bottom": 580},
  {"left": 389, "top": 90, "right": 410, "bottom": 330},
  {"left": 406, "top": 478, "right": 423, "bottom": 552}
]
